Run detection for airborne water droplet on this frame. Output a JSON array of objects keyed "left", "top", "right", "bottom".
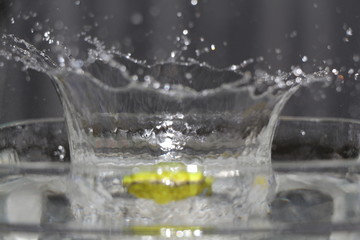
[
  {"left": 185, "top": 73, "right": 192, "bottom": 79},
  {"left": 353, "top": 54, "right": 360, "bottom": 62},
  {"left": 191, "top": 0, "right": 198, "bottom": 5},
  {"left": 293, "top": 67, "right": 303, "bottom": 77},
  {"left": 131, "top": 12, "right": 143, "bottom": 25},
  {"left": 346, "top": 27, "right": 353, "bottom": 36}
]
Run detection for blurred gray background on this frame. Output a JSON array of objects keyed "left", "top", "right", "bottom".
[{"left": 1, "top": 0, "right": 360, "bottom": 124}]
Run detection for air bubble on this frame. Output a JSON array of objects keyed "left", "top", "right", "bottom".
[
  {"left": 302, "top": 56, "right": 308, "bottom": 62},
  {"left": 182, "top": 29, "right": 189, "bottom": 35},
  {"left": 185, "top": 73, "right": 192, "bottom": 79}
]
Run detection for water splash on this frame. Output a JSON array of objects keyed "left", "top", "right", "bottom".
[
  {"left": 0, "top": 34, "right": 333, "bottom": 166},
  {"left": 0, "top": 33, "right": 338, "bottom": 227}
]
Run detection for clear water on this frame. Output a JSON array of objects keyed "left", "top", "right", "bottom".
[
  {"left": 0, "top": 33, "right": 341, "bottom": 235},
  {"left": 1, "top": 161, "right": 360, "bottom": 239}
]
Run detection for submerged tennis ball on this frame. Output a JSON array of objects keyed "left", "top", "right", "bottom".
[{"left": 122, "top": 162, "right": 213, "bottom": 204}]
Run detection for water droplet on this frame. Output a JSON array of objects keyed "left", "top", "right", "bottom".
[
  {"left": 153, "top": 82, "right": 160, "bottom": 89},
  {"left": 185, "top": 73, "right": 192, "bottom": 79},
  {"left": 34, "top": 22, "right": 43, "bottom": 31},
  {"left": 44, "top": 31, "right": 50, "bottom": 39},
  {"left": 229, "top": 65, "right": 238, "bottom": 71},
  {"left": 171, "top": 51, "right": 178, "bottom": 58},
  {"left": 355, "top": 73, "right": 360, "bottom": 80},
  {"left": 144, "top": 75, "right": 152, "bottom": 84},
  {"left": 353, "top": 54, "right": 360, "bottom": 62},
  {"left": 70, "top": 59, "right": 84, "bottom": 69},
  {"left": 183, "top": 36, "right": 191, "bottom": 46},
  {"left": 75, "top": 0, "right": 80, "bottom": 5},
  {"left": 300, "top": 130, "right": 306, "bottom": 136},
  {"left": 346, "top": 27, "right": 353, "bottom": 36},
  {"left": 164, "top": 84, "right": 170, "bottom": 91},
  {"left": 0, "top": 62, "right": 4, "bottom": 67},
  {"left": 293, "top": 67, "right": 303, "bottom": 76},
  {"left": 302, "top": 56, "right": 308, "bottom": 62},
  {"left": 191, "top": 0, "right": 198, "bottom": 5},
  {"left": 131, "top": 75, "right": 138, "bottom": 81},
  {"left": 210, "top": 44, "right": 216, "bottom": 51},
  {"left": 177, "top": 12, "right": 182, "bottom": 18},
  {"left": 10, "top": 17, "right": 14, "bottom": 24},
  {"left": 289, "top": 31, "right": 297, "bottom": 38},
  {"left": 53, "top": 145, "right": 66, "bottom": 161},
  {"left": 313, "top": 3, "right": 318, "bottom": 8},
  {"left": 182, "top": 29, "right": 189, "bottom": 35},
  {"left": 348, "top": 68, "right": 354, "bottom": 75},
  {"left": 57, "top": 56, "right": 65, "bottom": 67},
  {"left": 131, "top": 12, "right": 143, "bottom": 25},
  {"left": 332, "top": 69, "right": 339, "bottom": 75}
]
